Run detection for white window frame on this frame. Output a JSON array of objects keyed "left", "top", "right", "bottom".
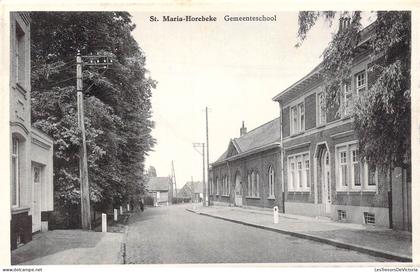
[
  {"left": 11, "top": 137, "right": 20, "bottom": 208},
  {"left": 247, "top": 173, "right": 251, "bottom": 197},
  {"left": 341, "top": 82, "right": 353, "bottom": 117},
  {"left": 290, "top": 100, "right": 305, "bottom": 135},
  {"left": 287, "top": 152, "right": 310, "bottom": 192},
  {"left": 355, "top": 70, "right": 367, "bottom": 95},
  {"left": 335, "top": 141, "right": 378, "bottom": 192},
  {"left": 268, "top": 166, "right": 275, "bottom": 198},
  {"left": 216, "top": 177, "right": 219, "bottom": 195},
  {"left": 316, "top": 90, "right": 327, "bottom": 126},
  {"left": 337, "top": 145, "right": 349, "bottom": 190}
]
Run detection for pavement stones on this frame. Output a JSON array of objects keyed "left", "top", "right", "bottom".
[
  {"left": 187, "top": 205, "right": 412, "bottom": 262},
  {"left": 11, "top": 229, "right": 124, "bottom": 265}
]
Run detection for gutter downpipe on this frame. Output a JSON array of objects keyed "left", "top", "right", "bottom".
[{"left": 279, "top": 101, "right": 285, "bottom": 213}]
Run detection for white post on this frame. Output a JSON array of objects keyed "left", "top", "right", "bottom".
[
  {"left": 120, "top": 206, "right": 123, "bottom": 215},
  {"left": 127, "top": 203, "right": 130, "bottom": 212},
  {"left": 114, "top": 209, "right": 118, "bottom": 221},
  {"left": 273, "top": 206, "right": 279, "bottom": 224},
  {"left": 102, "top": 213, "right": 107, "bottom": 232}
]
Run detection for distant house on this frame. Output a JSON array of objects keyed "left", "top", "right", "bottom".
[
  {"left": 10, "top": 12, "right": 54, "bottom": 250},
  {"left": 179, "top": 182, "right": 204, "bottom": 203},
  {"left": 146, "top": 177, "right": 172, "bottom": 206}
]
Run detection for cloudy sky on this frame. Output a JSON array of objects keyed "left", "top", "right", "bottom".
[{"left": 131, "top": 11, "right": 375, "bottom": 188}]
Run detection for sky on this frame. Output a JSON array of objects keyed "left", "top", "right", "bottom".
[{"left": 131, "top": 11, "right": 375, "bottom": 189}]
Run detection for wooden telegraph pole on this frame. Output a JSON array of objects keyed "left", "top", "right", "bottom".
[
  {"left": 205, "top": 107, "right": 210, "bottom": 206},
  {"left": 76, "top": 50, "right": 112, "bottom": 230}
]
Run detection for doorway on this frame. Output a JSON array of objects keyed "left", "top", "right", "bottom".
[
  {"left": 32, "top": 164, "right": 43, "bottom": 233},
  {"left": 320, "top": 149, "right": 332, "bottom": 216}
]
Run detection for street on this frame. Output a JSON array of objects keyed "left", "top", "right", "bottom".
[{"left": 125, "top": 204, "right": 392, "bottom": 263}]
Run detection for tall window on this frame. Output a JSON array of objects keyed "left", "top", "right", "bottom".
[
  {"left": 338, "top": 147, "right": 348, "bottom": 187},
  {"left": 247, "top": 174, "right": 251, "bottom": 196},
  {"left": 16, "top": 23, "right": 26, "bottom": 86},
  {"left": 351, "top": 147, "right": 361, "bottom": 186},
  {"left": 290, "top": 102, "right": 305, "bottom": 134},
  {"left": 317, "top": 91, "right": 326, "bottom": 125},
  {"left": 355, "top": 70, "right": 367, "bottom": 95},
  {"left": 288, "top": 153, "right": 310, "bottom": 192},
  {"left": 304, "top": 154, "right": 310, "bottom": 189},
  {"left": 268, "top": 166, "right": 274, "bottom": 198},
  {"left": 342, "top": 83, "right": 353, "bottom": 116},
  {"left": 216, "top": 177, "right": 219, "bottom": 195},
  {"left": 336, "top": 142, "right": 377, "bottom": 191},
  {"left": 11, "top": 138, "right": 19, "bottom": 207}
]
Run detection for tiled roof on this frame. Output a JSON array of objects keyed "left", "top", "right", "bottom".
[
  {"left": 146, "top": 177, "right": 171, "bottom": 191},
  {"left": 178, "top": 181, "right": 203, "bottom": 197},
  {"left": 233, "top": 118, "right": 280, "bottom": 153},
  {"left": 214, "top": 118, "right": 280, "bottom": 164}
]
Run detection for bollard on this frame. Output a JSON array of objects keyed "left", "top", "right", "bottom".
[
  {"left": 273, "top": 206, "right": 279, "bottom": 224},
  {"left": 114, "top": 209, "right": 118, "bottom": 221},
  {"left": 102, "top": 213, "right": 107, "bottom": 232},
  {"left": 120, "top": 205, "right": 123, "bottom": 215},
  {"left": 127, "top": 203, "right": 130, "bottom": 212}
]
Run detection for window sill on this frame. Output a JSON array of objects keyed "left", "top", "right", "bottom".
[
  {"left": 11, "top": 206, "right": 30, "bottom": 215},
  {"left": 288, "top": 190, "right": 311, "bottom": 194},
  {"left": 267, "top": 197, "right": 276, "bottom": 200},
  {"left": 246, "top": 196, "right": 261, "bottom": 199},
  {"left": 316, "top": 124, "right": 326, "bottom": 129},
  {"left": 221, "top": 195, "right": 230, "bottom": 197},
  {"left": 290, "top": 132, "right": 304, "bottom": 138}
]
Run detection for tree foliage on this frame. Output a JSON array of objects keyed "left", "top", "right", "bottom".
[
  {"left": 297, "top": 11, "right": 410, "bottom": 170},
  {"left": 30, "top": 12, "right": 156, "bottom": 226}
]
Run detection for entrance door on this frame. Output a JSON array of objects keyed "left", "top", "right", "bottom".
[
  {"left": 234, "top": 173, "right": 242, "bottom": 206},
  {"left": 32, "top": 165, "right": 42, "bottom": 233},
  {"left": 321, "top": 150, "right": 332, "bottom": 215}
]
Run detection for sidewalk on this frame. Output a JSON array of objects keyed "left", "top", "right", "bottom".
[
  {"left": 11, "top": 229, "right": 124, "bottom": 265},
  {"left": 187, "top": 206, "right": 412, "bottom": 262}
]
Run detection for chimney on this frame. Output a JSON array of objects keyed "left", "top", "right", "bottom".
[
  {"left": 240, "top": 121, "right": 247, "bottom": 137},
  {"left": 339, "top": 17, "right": 351, "bottom": 32}
]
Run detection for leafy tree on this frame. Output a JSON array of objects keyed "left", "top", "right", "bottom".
[
  {"left": 147, "top": 166, "right": 157, "bottom": 177},
  {"left": 296, "top": 11, "right": 410, "bottom": 172},
  {"left": 30, "top": 12, "right": 156, "bottom": 227}
]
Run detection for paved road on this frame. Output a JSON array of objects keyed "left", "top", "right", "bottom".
[{"left": 125, "top": 204, "right": 391, "bottom": 264}]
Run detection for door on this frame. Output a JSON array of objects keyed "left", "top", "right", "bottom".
[
  {"left": 321, "top": 150, "right": 332, "bottom": 215},
  {"left": 234, "top": 173, "right": 242, "bottom": 206},
  {"left": 32, "top": 166, "right": 42, "bottom": 233}
]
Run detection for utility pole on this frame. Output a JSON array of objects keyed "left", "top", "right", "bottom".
[
  {"left": 193, "top": 142, "right": 205, "bottom": 206},
  {"left": 172, "top": 161, "right": 177, "bottom": 198},
  {"left": 206, "top": 107, "right": 210, "bottom": 206},
  {"left": 76, "top": 50, "right": 113, "bottom": 230}
]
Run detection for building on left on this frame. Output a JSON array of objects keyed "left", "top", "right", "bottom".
[{"left": 10, "top": 12, "right": 54, "bottom": 250}]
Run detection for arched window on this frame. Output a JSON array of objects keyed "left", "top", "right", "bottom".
[
  {"left": 268, "top": 166, "right": 275, "bottom": 198},
  {"left": 247, "top": 173, "right": 251, "bottom": 196},
  {"left": 11, "top": 137, "right": 20, "bottom": 207},
  {"left": 255, "top": 172, "right": 260, "bottom": 197}
]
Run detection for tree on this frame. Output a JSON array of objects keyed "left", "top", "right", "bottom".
[
  {"left": 30, "top": 12, "right": 156, "bottom": 227},
  {"left": 296, "top": 11, "right": 410, "bottom": 172},
  {"left": 147, "top": 166, "right": 157, "bottom": 177}
]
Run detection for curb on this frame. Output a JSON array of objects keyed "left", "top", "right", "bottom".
[{"left": 186, "top": 209, "right": 412, "bottom": 262}]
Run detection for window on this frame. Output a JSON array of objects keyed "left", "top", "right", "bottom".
[
  {"left": 290, "top": 102, "right": 305, "bottom": 134},
  {"left": 216, "top": 177, "right": 219, "bottom": 195},
  {"left": 247, "top": 174, "right": 251, "bottom": 197},
  {"left": 355, "top": 70, "right": 367, "bottom": 95},
  {"left": 288, "top": 158, "right": 295, "bottom": 191},
  {"left": 268, "top": 166, "right": 275, "bottom": 198},
  {"left": 338, "top": 210, "right": 347, "bottom": 221},
  {"left": 288, "top": 153, "right": 310, "bottom": 191},
  {"left": 255, "top": 173, "right": 260, "bottom": 197},
  {"left": 304, "top": 154, "right": 310, "bottom": 189},
  {"left": 317, "top": 91, "right": 326, "bottom": 125},
  {"left": 363, "top": 212, "right": 375, "bottom": 225},
  {"left": 351, "top": 147, "right": 361, "bottom": 187},
  {"left": 336, "top": 142, "right": 377, "bottom": 191},
  {"left": 338, "top": 147, "right": 348, "bottom": 188},
  {"left": 11, "top": 138, "right": 20, "bottom": 207},
  {"left": 342, "top": 83, "right": 353, "bottom": 116},
  {"left": 16, "top": 23, "right": 26, "bottom": 86},
  {"left": 222, "top": 175, "right": 229, "bottom": 196}
]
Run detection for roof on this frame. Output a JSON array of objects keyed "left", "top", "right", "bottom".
[
  {"left": 214, "top": 118, "right": 280, "bottom": 165},
  {"left": 178, "top": 181, "right": 203, "bottom": 197},
  {"left": 146, "top": 177, "right": 171, "bottom": 192}
]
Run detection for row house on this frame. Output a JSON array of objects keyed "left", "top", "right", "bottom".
[
  {"left": 210, "top": 120, "right": 283, "bottom": 211},
  {"left": 10, "top": 12, "right": 54, "bottom": 250},
  {"left": 210, "top": 20, "right": 411, "bottom": 230}
]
